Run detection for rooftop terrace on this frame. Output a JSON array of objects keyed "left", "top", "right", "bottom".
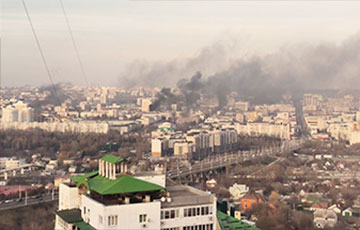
[{"left": 161, "top": 185, "right": 215, "bottom": 208}]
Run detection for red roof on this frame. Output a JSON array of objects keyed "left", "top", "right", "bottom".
[{"left": 311, "top": 202, "right": 328, "bottom": 209}]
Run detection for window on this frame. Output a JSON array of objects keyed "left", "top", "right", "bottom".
[
  {"left": 184, "top": 206, "right": 212, "bottom": 217},
  {"left": 108, "top": 215, "right": 118, "bottom": 226},
  {"left": 99, "top": 215, "right": 103, "bottom": 225},
  {"left": 83, "top": 206, "right": 86, "bottom": 214},
  {"left": 183, "top": 224, "right": 213, "bottom": 230},
  {"left": 204, "top": 207, "right": 209, "bottom": 215},
  {"left": 163, "top": 209, "right": 179, "bottom": 219},
  {"left": 139, "top": 214, "right": 147, "bottom": 223}
]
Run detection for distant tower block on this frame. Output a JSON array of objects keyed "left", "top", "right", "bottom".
[{"left": 141, "top": 99, "right": 152, "bottom": 112}]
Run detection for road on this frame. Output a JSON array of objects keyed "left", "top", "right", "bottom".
[
  {"left": 0, "top": 192, "right": 58, "bottom": 211},
  {"left": 0, "top": 163, "right": 44, "bottom": 175},
  {"left": 293, "top": 98, "right": 309, "bottom": 138}
]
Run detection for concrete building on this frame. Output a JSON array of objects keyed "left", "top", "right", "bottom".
[
  {"left": 303, "top": 94, "right": 323, "bottom": 111},
  {"left": 235, "top": 123, "right": 291, "bottom": 140},
  {"left": 305, "top": 116, "right": 328, "bottom": 135},
  {"left": 356, "top": 111, "right": 360, "bottom": 122},
  {"left": 141, "top": 99, "right": 152, "bottom": 113},
  {"left": 313, "top": 209, "right": 337, "bottom": 229},
  {"left": 5, "top": 158, "right": 26, "bottom": 169},
  {"left": 152, "top": 138, "right": 169, "bottom": 157},
  {"left": 229, "top": 184, "right": 249, "bottom": 200},
  {"left": 151, "top": 124, "right": 239, "bottom": 159},
  {"left": 327, "top": 121, "right": 360, "bottom": 145},
  {"left": 1, "top": 101, "right": 34, "bottom": 123},
  {"left": 55, "top": 154, "right": 217, "bottom": 230},
  {"left": 234, "top": 101, "right": 249, "bottom": 112},
  {"left": 173, "top": 141, "right": 195, "bottom": 157},
  {"left": 0, "top": 157, "right": 11, "bottom": 169},
  {"left": 0, "top": 121, "right": 109, "bottom": 134},
  {"left": 108, "top": 120, "right": 141, "bottom": 135}
]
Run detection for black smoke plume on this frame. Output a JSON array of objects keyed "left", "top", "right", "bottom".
[{"left": 120, "top": 33, "right": 360, "bottom": 105}]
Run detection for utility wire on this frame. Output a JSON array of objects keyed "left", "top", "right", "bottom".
[
  {"left": 59, "top": 0, "right": 89, "bottom": 87},
  {"left": 0, "top": 37, "right": 2, "bottom": 90},
  {"left": 21, "top": 0, "right": 61, "bottom": 106}
]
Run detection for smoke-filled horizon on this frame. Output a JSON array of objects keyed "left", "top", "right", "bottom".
[{"left": 118, "top": 32, "right": 360, "bottom": 94}]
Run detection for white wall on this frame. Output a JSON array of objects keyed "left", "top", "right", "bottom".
[
  {"left": 135, "top": 174, "right": 166, "bottom": 187},
  {"left": 59, "top": 183, "right": 81, "bottom": 210},
  {"left": 81, "top": 195, "right": 161, "bottom": 230},
  {"left": 152, "top": 139, "right": 163, "bottom": 154},
  {"left": 160, "top": 201, "right": 217, "bottom": 229}
]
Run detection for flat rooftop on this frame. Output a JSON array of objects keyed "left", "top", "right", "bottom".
[{"left": 162, "top": 185, "right": 215, "bottom": 208}]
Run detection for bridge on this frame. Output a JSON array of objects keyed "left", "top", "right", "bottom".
[
  {"left": 0, "top": 163, "right": 44, "bottom": 180},
  {"left": 0, "top": 192, "right": 58, "bottom": 211},
  {"left": 167, "top": 139, "right": 304, "bottom": 180}
]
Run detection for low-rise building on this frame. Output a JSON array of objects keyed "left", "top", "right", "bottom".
[
  {"left": 229, "top": 184, "right": 249, "bottom": 200},
  {"left": 240, "top": 191, "right": 263, "bottom": 211},
  {"left": 313, "top": 209, "right": 337, "bottom": 229},
  {"left": 5, "top": 158, "right": 26, "bottom": 169}
]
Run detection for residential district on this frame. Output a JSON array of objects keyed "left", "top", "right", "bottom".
[{"left": 0, "top": 84, "right": 360, "bottom": 230}]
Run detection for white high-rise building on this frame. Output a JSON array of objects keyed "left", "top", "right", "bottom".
[
  {"left": 55, "top": 154, "right": 217, "bottom": 230},
  {"left": 2, "top": 106, "right": 18, "bottom": 123},
  {"left": 1, "top": 101, "right": 34, "bottom": 123}
]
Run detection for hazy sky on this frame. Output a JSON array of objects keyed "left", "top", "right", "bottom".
[{"left": 1, "top": 0, "right": 360, "bottom": 87}]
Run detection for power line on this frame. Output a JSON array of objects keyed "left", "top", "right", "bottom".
[
  {"left": 59, "top": 0, "right": 89, "bottom": 87},
  {"left": 0, "top": 37, "right": 2, "bottom": 90},
  {"left": 21, "top": 0, "right": 61, "bottom": 106}
]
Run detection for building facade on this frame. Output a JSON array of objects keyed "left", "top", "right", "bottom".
[{"left": 55, "top": 154, "right": 217, "bottom": 230}]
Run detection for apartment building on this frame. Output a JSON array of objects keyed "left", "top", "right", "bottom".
[
  {"left": 1, "top": 101, "right": 34, "bottom": 123},
  {"left": 55, "top": 155, "right": 217, "bottom": 230},
  {"left": 235, "top": 123, "right": 291, "bottom": 140}
]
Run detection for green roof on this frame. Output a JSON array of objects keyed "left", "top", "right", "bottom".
[
  {"left": 100, "top": 155, "right": 123, "bottom": 164},
  {"left": 71, "top": 171, "right": 99, "bottom": 183},
  {"left": 217, "top": 211, "right": 260, "bottom": 230},
  {"left": 56, "top": 209, "right": 82, "bottom": 223},
  {"left": 73, "top": 221, "right": 95, "bottom": 230},
  {"left": 72, "top": 171, "right": 165, "bottom": 196},
  {"left": 86, "top": 174, "right": 165, "bottom": 195}
]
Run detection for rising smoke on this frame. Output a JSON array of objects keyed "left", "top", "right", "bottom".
[
  {"left": 118, "top": 41, "right": 236, "bottom": 89},
  {"left": 119, "top": 33, "right": 360, "bottom": 105}
]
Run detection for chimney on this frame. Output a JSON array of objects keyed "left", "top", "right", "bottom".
[{"left": 145, "top": 195, "right": 151, "bottom": 203}]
